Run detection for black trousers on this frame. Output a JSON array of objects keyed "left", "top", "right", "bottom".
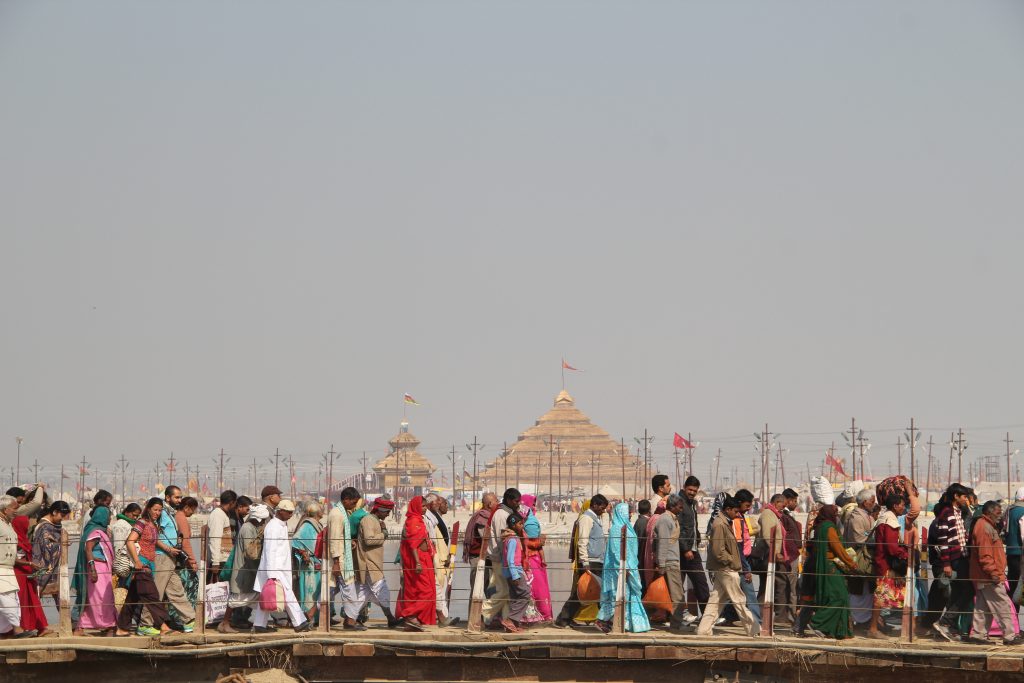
[
  {"left": 117, "top": 570, "right": 169, "bottom": 631},
  {"left": 555, "top": 563, "right": 603, "bottom": 624},
  {"left": 680, "top": 552, "right": 711, "bottom": 614},
  {"left": 938, "top": 558, "right": 975, "bottom": 631}
]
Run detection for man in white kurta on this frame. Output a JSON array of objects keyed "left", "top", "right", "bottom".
[
  {"left": 253, "top": 500, "right": 310, "bottom": 631},
  {"left": 0, "top": 495, "right": 31, "bottom": 637}
]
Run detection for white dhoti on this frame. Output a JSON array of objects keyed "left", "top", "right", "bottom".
[
  {"left": 253, "top": 517, "right": 307, "bottom": 628},
  {"left": 337, "top": 579, "right": 368, "bottom": 619},
  {"left": 252, "top": 582, "right": 305, "bottom": 628},
  {"left": 0, "top": 590, "right": 20, "bottom": 633},
  {"left": 363, "top": 578, "right": 391, "bottom": 611},
  {"left": 435, "top": 579, "right": 449, "bottom": 618}
]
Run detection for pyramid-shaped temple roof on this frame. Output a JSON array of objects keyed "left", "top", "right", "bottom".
[
  {"left": 478, "top": 390, "right": 639, "bottom": 495},
  {"left": 373, "top": 421, "right": 436, "bottom": 487}
]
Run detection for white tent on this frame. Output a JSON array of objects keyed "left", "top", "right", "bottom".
[{"left": 597, "top": 484, "right": 620, "bottom": 498}]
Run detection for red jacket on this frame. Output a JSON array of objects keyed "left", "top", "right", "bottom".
[
  {"left": 873, "top": 522, "right": 907, "bottom": 575},
  {"left": 970, "top": 514, "right": 1007, "bottom": 584}
]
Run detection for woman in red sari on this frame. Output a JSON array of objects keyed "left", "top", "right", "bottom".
[
  {"left": 13, "top": 516, "right": 49, "bottom": 635},
  {"left": 395, "top": 496, "right": 436, "bottom": 630}
]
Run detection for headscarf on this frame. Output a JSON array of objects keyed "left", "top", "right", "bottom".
[
  {"left": 402, "top": 496, "right": 431, "bottom": 557},
  {"left": 12, "top": 515, "right": 31, "bottom": 558},
  {"left": 519, "top": 495, "right": 542, "bottom": 539},
  {"left": 813, "top": 504, "right": 838, "bottom": 533},
  {"left": 73, "top": 505, "right": 112, "bottom": 613},
  {"left": 1015, "top": 486, "right": 1024, "bottom": 502},
  {"left": 247, "top": 504, "right": 270, "bottom": 522},
  {"left": 371, "top": 497, "right": 395, "bottom": 512}
]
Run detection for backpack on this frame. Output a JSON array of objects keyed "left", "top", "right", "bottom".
[{"left": 243, "top": 525, "right": 266, "bottom": 561}]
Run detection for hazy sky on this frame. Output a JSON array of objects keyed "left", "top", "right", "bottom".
[{"left": 3, "top": 1, "right": 1023, "bottom": 493}]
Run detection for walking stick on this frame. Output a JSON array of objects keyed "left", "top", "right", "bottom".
[
  {"left": 197, "top": 525, "right": 208, "bottom": 635},
  {"left": 612, "top": 529, "right": 626, "bottom": 634},
  {"left": 58, "top": 528, "right": 72, "bottom": 637},
  {"left": 763, "top": 526, "right": 775, "bottom": 637},
  {"left": 446, "top": 521, "right": 460, "bottom": 607},
  {"left": 318, "top": 514, "right": 331, "bottom": 633},
  {"left": 466, "top": 524, "right": 490, "bottom": 632},
  {"left": 901, "top": 524, "right": 916, "bottom": 643}
]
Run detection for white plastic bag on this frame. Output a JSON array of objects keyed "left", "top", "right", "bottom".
[
  {"left": 204, "top": 580, "right": 229, "bottom": 623},
  {"left": 811, "top": 476, "right": 835, "bottom": 505}
]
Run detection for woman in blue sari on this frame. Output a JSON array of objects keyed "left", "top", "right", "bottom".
[
  {"left": 596, "top": 502, "right": 650, "bottom": 633},
  {"left": 291, "top": 501, "right": 324, "bottom": 623}
]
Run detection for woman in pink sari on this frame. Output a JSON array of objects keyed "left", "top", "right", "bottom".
[
  {"left": 73, "top": 505, "right": 118, "bottom": 633},
  {"left": 519, "top": 495, "right": 552, "bottom": 622}
]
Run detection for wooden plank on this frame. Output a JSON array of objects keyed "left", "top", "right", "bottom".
[
  {"left": 343, "top": 642, "right": 376, "bottom": 657},
  {"left": 27, "top": 650, "right": 76, "bottom": 664},
  {"left": 292, "top": 643, "right": 324, "bottom": 657},
  {"left": 617, "top": 646, "right": 645, "bottom": 659},
  {"left": 987, "top": 656, "right": 1024, "bottom": 672},
  {"left": 549, "top": 645, "right": 587, "bottom": 659},
  {"left": 586, "top": 646, "right": 618, "bottom": 658},
  {"left": 644, "top": 645, "right": 682, "bottom": 659}
]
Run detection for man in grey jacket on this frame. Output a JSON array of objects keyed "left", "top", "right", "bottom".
[
  {"left": 655, "top": 494, "right": 688, "bottom": 630},
  {"left": 678, "top": 475, "right": 710, "bottom": 622}
]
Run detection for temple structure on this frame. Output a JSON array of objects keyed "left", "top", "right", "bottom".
[
  {"left": 478, "top": 390, "right": 639, "bottom": 497},
  {"left": 372, "top": 420, "right": 436, "bottom": 491}
]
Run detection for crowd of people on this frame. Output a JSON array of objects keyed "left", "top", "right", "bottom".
[{"left": 2, "top": 474, "right": 1024, "bottom": 644}]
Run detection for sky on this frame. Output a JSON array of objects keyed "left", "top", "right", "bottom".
[{"left": 2, "top": 1, "right": 1023, "bottom": 495}]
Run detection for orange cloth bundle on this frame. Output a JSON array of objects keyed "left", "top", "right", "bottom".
[
  {"left": 577, "top": 570, "right": 600, "bottom": 603},
  {"left": 642, "top": 576, "right": 673, "bottom": 613}
]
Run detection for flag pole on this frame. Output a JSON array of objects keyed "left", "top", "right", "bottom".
[{"left": 561, "top": 358, "right": 565, "bottom": 390}]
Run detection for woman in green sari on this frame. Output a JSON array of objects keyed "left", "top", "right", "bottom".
[
  {"left": 804, "top": 504, "right": 858, "bottom": 639},
  {"left": 291, "top": 501, "right": 324, "bottom": 622}
]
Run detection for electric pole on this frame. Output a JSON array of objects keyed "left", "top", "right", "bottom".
[
  {"left": 447, "top": 446, "right": 458, "bottom": 508},
  {"left": 15, "top": 437, "right": 23, "bottom": 488},
  {"left": 686, "top": 432, "right": 695, "bottom": 478},
  {"left": 953, "top": 429, "right": 968, "bottom": 483},
  {"left": 1006, "top": 433, "right": 1018, "bottom": 500},
  {"left": 620, "top": 438, "right": 627, "bottom": 504},
  {"left": 465, "top": 437, "right": 484, "bottom": 500},
  {"left": 925, "top": 436, "right": 934, "bottom": 509},
  {"left": 673, "top": 447, "right": 681, "bottom": 488},
  {"left": 79, "top": 455, "right": 90, "bottom": 501},
  {"left": 547, "top": 435, "right": 555, "bottom": 522},
  {"left": 271, "top": 448, "right": 282, "bottom": 488},
  {"left": 846, "top": 418, "right": 858, "bottom": 482},
  {"left": 117, "top": 454, "right": 129, "bottom": 508},
  {"left": 906, "top": 418, "right": 919, "bottom": 483},
  {"left": 895, "top": 435, "right": 903, "bottom": 476},
  {"left": 713, "top": 448, "right": 722, "bottom": 492},
  {"left": 165, "top": 452, "right": 177, "bottom": 484},
  {"left": 360, "top": 451, "right": 369, "bottom": 495}
]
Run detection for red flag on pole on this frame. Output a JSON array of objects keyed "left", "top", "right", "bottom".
[
  {"left": 673, "top": 432, "right": 694, "bottom": 450},
  {"left": 561, "top": 359, "right": 582, "bottom": 372},
  {"left": 826, "top": 452, "right": 847, "bottom": 477}
]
